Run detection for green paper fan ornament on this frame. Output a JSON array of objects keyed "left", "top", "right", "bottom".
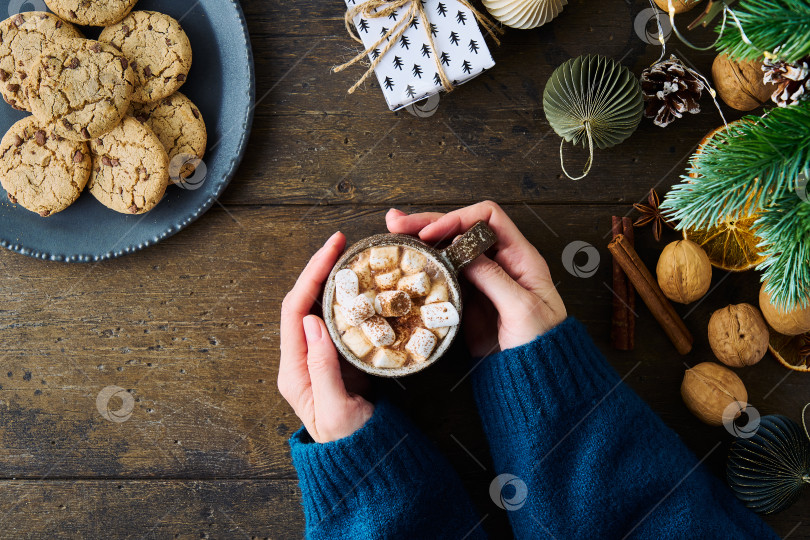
[{"left": 543, "top": 55, "right": 643, "bottom": 180}]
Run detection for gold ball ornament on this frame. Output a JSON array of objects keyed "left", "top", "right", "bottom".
[
  {"left": 654, "top": 0, "right": 702, "bottom": 14},
  {"left": 708, "top": 303, "right": 769, "bottom": 367},
  {"left": 681, "top": 362, "right": 748, "bottom": 426},
  {"left": 759, "top": 283, "right": 810, "bottom": 336},
  {"left": 656, "top": 239, "right": 712, "bottom": 304},
  {"left": 711, "top": 54, "right": 775, "bottom": 111}
]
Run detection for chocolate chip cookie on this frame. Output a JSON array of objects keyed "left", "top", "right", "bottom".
[
  {"left": 89, "top": 117, "right": 169, "bottom": 214},
  {"left": 0, "top": 116, "right": 91, "bottom": 217},
  {"left": 99, "top": 11, "right": 192, "bottom": 104},
  {"left": 0, "top": 12, "right": 82, "bottom": 111},
  {"left": 131, "top": 92, "right": 207, "bottom": 182},
  {"left": 27, "top": 40, "right": 135, "bottom": 141},
  {"left": 44, "top": 0, "right": 138, "bottom": 27}
]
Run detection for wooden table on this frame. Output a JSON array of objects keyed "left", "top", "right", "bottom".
[{"left": 1, "top": 0, "right": 807, "bottom": 537}]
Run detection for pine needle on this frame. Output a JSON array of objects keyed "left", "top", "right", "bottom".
[
  {"left": 716, "top": 0, "right": 810, "bottom": 63},
  {"left": 756, "top": 194, "right": 810, "bottom": 309},
  {"left": 661, "top": 102, "right": 810, "bottom": 309}
]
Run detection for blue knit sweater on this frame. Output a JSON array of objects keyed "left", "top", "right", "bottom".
[{"left": 290, "top": 318, "right": 777, "bottom": 539}]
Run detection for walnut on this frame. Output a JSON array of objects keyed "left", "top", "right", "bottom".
[
  {"left": 653, "top": 0, "right": 701, "bottom": 13},
  {"left": 759, "top": 282, "right": 810, "bottom": 336},
  {"left": 708, "top": 303, "right": 769, "bottom": 367},
  {"left": 681, "top": 362, "right": 748, "bottom": 426},
  {"left": 656, "top": 239, "right": 712, "bottom": 304},
  {"left": 712, "top": 54, "right": 775, "bottom": 111}
]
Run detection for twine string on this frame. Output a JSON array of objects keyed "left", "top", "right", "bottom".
[
  {"left": 559, "top": 121, "right": 594, "bottom": 181},
  {"left": 803, "top": 403, "right": 810, "bottom": 486},
  {"left": 458, "top": 0, "right": 503, "bottom": 46},
  {"left": 334, "top": 0, "right": 420, "bottom": 94},
  {"left": 334, "top": 0, "right": 502, "bottom": 95}
]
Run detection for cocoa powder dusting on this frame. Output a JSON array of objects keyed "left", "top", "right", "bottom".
[{"left": 336, "top": 246, "right": 454, "bottom": 366}]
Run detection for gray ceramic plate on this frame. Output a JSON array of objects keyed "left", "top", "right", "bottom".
[{"left": 0, "top": 0, "right": 255, "bottom": 262}]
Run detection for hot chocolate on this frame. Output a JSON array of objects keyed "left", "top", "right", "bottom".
[{"left": 331, "top": 244, "right": 459, "bottom": 369}]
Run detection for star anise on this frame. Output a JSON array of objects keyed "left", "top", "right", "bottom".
[{"left": 633, "top": 189, "right": 675, "bottom": 242}]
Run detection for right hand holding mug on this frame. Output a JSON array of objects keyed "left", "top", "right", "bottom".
[{"left": 386, "top": 201, "right": 567, "bottom": 356}]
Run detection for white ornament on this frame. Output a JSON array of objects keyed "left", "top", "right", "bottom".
[{"left": 482, "top": 0, "right": 567, "bottom": 30}]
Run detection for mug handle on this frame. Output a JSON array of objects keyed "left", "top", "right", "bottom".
[{"left": 440, "top": 221, "right": 497, "bottom": 273}]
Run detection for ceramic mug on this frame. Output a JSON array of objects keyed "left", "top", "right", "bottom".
[{"left": 323, "top": 221, "right": 497, "bottom": 377}]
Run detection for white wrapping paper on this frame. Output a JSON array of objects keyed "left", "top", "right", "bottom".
[{"left": 343, "top": 0, "right": 496, "bottom": 110}]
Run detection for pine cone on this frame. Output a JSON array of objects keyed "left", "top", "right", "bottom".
[
  {"left": 763, "top": 57, "right": 810, "bottom": 107},
  {"left": 640, "top": 55, "right": 705, "bottom": 127}
]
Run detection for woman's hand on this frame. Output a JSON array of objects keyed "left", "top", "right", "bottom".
[
  {"left": 278, "top": 232, "right": 374, "bottom": 443},
  {"left": 387, "top": 201, "right": 567, "bottom": 356}
]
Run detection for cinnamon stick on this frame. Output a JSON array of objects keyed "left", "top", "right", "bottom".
[
  {"left": 611, "top": 217, "right": 631, "bottom": 350},
  {"left": 608, "top": 235, "right": 693, "bottom": 355},
  {"left": 622, "top": 217, "right": 636, "bottom": 349}
]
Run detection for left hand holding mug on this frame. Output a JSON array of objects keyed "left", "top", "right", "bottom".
[{"left": 278, "top": 232, "right": 374, "bottom": 443}]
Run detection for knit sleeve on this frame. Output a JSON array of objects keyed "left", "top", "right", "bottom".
[
  {"left": 289, "top": 399, "right": 485, "bottom": 540},
  {"left": 471, "top": 317, "right": 778, "bottom": 539}
]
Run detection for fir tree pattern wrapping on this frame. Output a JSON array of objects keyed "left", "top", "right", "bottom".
[{"left": 342, "top": 0, "right": 495, "bottom": 110}]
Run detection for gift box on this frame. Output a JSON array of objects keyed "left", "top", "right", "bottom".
[{"left": 341, "top": 0, "right": 496, "bottom": 110}]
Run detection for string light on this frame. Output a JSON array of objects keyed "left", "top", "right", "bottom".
[{"left": 644, "top": 0, "right": 763, "bottom": 128}]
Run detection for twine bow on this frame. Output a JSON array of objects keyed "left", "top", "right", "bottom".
[{"left": 334, "top": 0, "right": 502, "bottom": 95}]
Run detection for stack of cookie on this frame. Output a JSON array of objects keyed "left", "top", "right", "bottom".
[{"left": 0, "top": 2, "right": 207, "bottom": 218}]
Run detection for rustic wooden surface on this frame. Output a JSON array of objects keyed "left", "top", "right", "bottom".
[{"left": 1, "top": 0, "right": 808, "bottom": 538}]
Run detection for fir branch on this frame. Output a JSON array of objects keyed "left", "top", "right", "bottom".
[
  {"left": 755, "top": 193, "right": 810, "bottom": 309},
  {"left": 661, "top": 102, "right": 810, "bottom": 230},
  {"left": 716, "top": 0, "right": 810, "bottom": 63}
]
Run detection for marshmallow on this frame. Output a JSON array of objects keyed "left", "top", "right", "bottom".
[
  {"left": 375, "top": 269, "right": 402, "bottom": 290},
  {"left": 420, "top": 302, "right": 460, "bottom": 329},
  {"left": 400, "top": 249, "right": 427, "bottom": 274},
  {"left": 375, "top": 290, "right": 412, "bottom": 317},
  {"left": 360, "top": 315, "right": 396, "bottom": 347},
  {"left": 361, "top": 291, "right": 376, "bottom": 304},
  {"left": 398, "top": 272, "right": 431, "bottom": 297},
  {"left": 369, "top": 246, "right": 400, "bottom": 271},
  {"left": 351, "top": 259, "right": 374, "bottom": 290},
  {"left": 341, "top": 327, "right": 374, "bottom": 358},
  {"left": 371, "top": 348, "right": 407, "bottom": 369},
  {"left": 432, "top": 326, "right": 450, "bottom": 339},
  {"left": 333, "top": 305, "right": 350, "bottom": 332},
  {"left": 340, "top": 295, "right": 375, "bottom": 326},
  {"left": 425, "top": 283, "right": 449, "bottom": 304},
  {"left": 406, "top": 328, "right": 437, "bottom": 362},
  {"left": 335, "top": 268, "right": 359, "bottom": 307}
]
